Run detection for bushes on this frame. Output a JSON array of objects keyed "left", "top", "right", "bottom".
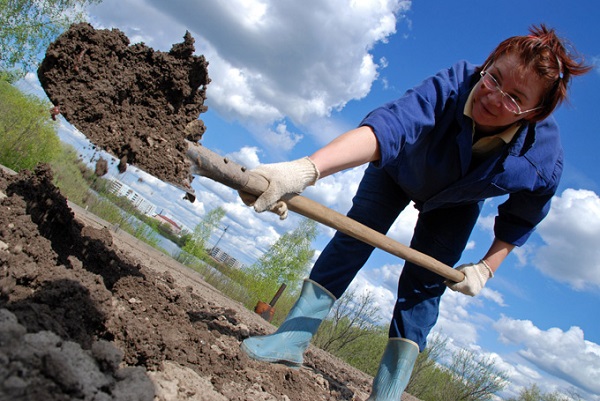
[{"left": 0, "top": 78, "right": 61, "bottom": 171}]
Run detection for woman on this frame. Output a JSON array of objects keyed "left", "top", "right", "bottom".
[{"left": 240, "top": 25, "right": 590, "bottom": 400}]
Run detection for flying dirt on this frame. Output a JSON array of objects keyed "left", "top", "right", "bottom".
[{"left": 37, "top": 23, "right": 210, "bottom": 195}]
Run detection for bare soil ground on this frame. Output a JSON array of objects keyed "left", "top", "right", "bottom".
[
  {"left": 0, "top": 164, "right": 426, "bottom": 400},
  {"left": 0, "top": 23, "right": 421, "bottom": 401}
]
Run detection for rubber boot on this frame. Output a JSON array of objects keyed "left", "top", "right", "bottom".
[
  {"left": 367, "top": 338, "right": 419, "bottom": 400},
  {"left": 241, "top": 278, "right": 336, "bottom": 367}
]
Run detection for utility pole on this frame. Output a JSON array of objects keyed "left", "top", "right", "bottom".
[{"left": 211, "top": 225, "right": 229, "bottom": 253}]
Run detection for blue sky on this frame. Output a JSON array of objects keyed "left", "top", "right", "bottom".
[{"left": 18, "top": 0, "right": 600, "bottom": 399}]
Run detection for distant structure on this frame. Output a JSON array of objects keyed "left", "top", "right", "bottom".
[
  {"left": 108, "top": 179, "right": 156, "bottom": 215},
  {"left": 209, "top": 247, "right": 244, "bottom": 269},
  {"left": 153, "top": 214, "right": 182, "bottom": 235}
]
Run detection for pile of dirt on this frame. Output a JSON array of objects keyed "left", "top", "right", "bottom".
[
  {"left": 37, "top": 23, "right": 210, "bottom": 195},
  {"left": 0, "top": 165, "right": 386, "bottom": 400}
]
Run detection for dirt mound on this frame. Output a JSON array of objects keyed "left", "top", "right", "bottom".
[
  {"left": 0, "top": 165, "right": 390, "bottom": 400},
  {"left": 37, "top": 23, "right": 210, "bottom": 194}
]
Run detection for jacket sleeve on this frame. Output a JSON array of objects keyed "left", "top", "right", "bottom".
[
  {"left": 494, "top": 187, "right": 556, "bottom": 246},
  {"left": 359, "top": 61, "right": 473, "bottom": 167}
]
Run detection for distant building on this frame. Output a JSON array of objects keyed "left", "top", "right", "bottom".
[
  {"left": 209, "top": 247, "right": 244, "bottom": 269},
  {"left": 152, "top": 214, "right": 182, "bottom": 235},
  {"left": 108, "top": 179, "right": 156, "bottom": 215}
]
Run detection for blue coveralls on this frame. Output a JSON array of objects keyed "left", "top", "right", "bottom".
[{"left": 309, "top": 60, "right": 563, "bottom": 351}]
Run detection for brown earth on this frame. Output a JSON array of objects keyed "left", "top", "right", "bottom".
[
  {"left": 0, "top": 164, "right": 422, "bottom": 401},
  {"left": 37, "top": 23, "right": 210, "bottom": 196},
  {"left": 0, "top": 22, "right": 422, "bottom": 401}
]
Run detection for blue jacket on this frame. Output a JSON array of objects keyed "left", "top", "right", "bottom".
[{"left": 360, "top": 60, "right": 563, "bottom": 246}]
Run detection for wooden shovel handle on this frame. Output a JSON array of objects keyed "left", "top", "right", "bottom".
[{"left": 186, "top": 142, "right": 464, "bottom": 283}]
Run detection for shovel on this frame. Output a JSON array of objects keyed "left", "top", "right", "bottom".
[
  {"left": 254, "top": 283, "right": 287, "bottom": 322},
  {"left": 36, "top": 24, "right": 464, "bottom": 284},
  {"left": 185, "top": 141, "right": 465, "bottom": 283}
]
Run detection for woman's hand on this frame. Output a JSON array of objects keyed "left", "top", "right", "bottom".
[
  {"left": 446, "top": 260, "right": 494, "bottom": 296},
  {"left": 238, "top": 157, "right": 319, "bottom": 219}
]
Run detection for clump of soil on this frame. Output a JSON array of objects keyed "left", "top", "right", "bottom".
[{"left": 37, "top": 23, "right": 210, "bottom": 194}]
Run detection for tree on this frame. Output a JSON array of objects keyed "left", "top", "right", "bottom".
[
  {"left": 507, "top": 384, "right": 583, "bottom": 401},
  {"left": 0, "top": 77, "right": 61, "bottom": 171},
  {"left": 405, "top": 333, "right": 508, "bottom": 401},
  {"left": 244, "top": 218, "right": 317, "bottom": 308},
  {"left": 445, "top": 348, "right": 509, "bottom": 401},
  {"left": 0, "top": 0, "right": 100, "bottom": 78},
  {"left": 406, "top": 332, "right": 448, "bottom": 396},
  {"left": 313, "top": 288, "right": 381, "bottom": 353},
  {"left": 329, "top": 323, "right": 389, "bottom": 376},
  {"left": 249, "top": 219, "right": 317, "bottom": 289},
  {"left": 181, "top": 206, "right": 226, "bottom": 261}
]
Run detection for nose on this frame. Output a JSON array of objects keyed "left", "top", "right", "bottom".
[{"left": 486, "top": 88, "right": 504, "bottom": 108}]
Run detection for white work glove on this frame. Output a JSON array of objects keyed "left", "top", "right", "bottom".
[
  {"left": 239, "top": 157, "right": 320, "bottom": 220},
  {"left": 446, "top": 260, "right": 494, "bottom": 297}
]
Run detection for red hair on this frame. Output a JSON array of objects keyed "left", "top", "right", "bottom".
[{"left": 480, "top": 24, "right": 592, "bottom": 121}]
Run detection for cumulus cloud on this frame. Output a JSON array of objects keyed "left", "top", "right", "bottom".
[
  {"left": 494, "top": 316, "right": 600, "bottom": 397},
  {"left": 435, "top": 291, "right": 482, "bottom": 346},
  {"left": 226, "top": 146, "right": 262, "bottom": 169},
  {"left": 534, "top": 189, "right": 600, "bottom": 290},
  {"left": 88, "top": 0, "right": 411, "bottom": 152},
  {"left": 308, "top": 165, "right": 366, "bottom": 214},
  {"left": 350, "top": 265, "right": 400, "bottom": 322}
]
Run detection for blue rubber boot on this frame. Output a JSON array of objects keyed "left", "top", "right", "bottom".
[
  {"left": 241, "top": 279, "right": 336, "bottom": 367},
  {"left": 367, "top": 338, "right": 420, "bottom": 400}
]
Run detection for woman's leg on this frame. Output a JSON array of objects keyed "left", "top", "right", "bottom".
[
  {"left": 389, "top": 202, "right": 482, "bottom": 351},
  {"left": 309, "top": 164, "right": 411, "bottom": 298}
]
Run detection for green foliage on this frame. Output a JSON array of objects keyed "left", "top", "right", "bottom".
[
  {"left": 181, "top": 206, "right": 226, "bottom": 261},
  {"left": 132, "top": 223, "right": 160, "bottom": 248},
  {"left": 313, "top": 288, "right": 382, "bottom": 354},
  {"left": 314, "top": 310, "right": 388, "bottom": 376},
  {"left": 0, "top": 78, "right": 61, "bottom": 171},
  {"left": 506, "top": 384, "right": 582, "bottom": 401},
  {"left": 407, "top": 334, "right": 508, "bottom": 401},
  {"left": 0, "top": 0, "right": 100, "bottom": 76},
  {"left": 407, "top": 332, "right": 447, "bottom": 396},
  {"left": 50, "top": 145, "right": 93, "bottom": 204},
  {"left": 246, "top": 219, "right": 317, "bottom": 303}
]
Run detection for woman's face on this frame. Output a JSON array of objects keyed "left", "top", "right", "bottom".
[{"left": 472, "top": 52, "right": 546, "bottom": 133}]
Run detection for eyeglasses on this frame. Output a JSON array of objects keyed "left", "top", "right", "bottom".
[{"left": 479, "top": 67, "right": 543, "bottom": 115}]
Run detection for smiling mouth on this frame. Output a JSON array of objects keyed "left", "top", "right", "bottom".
[{"left": 479, "top": 101, "right": 496, "bottom": 118}]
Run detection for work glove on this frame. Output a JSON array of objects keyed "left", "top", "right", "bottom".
[
  {"left": 446, "top": 260, "right": 494, "bottom": 297},
  {"left": 239, "top": 157, "right": 320, "bottom": 220}
]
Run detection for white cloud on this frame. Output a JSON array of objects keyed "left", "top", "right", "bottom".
[
  {"left": 88, "top": 0, "right": 411, "bottom": 152},
  {"left": 257, "top": 122, "right": 303, "bottom": 155},
  {"left": 226, "top": 146, "right": 262, "bottom": 169},
  {"left": 349, "top": 263, "right": 403, "bottom": 321},
  {"left": 480, "top": 287, "right": 506, "bottom": 307},
  {"left": 435, "top": 291, "right": 481, "bottom": 346},
  {"left": 308, "top": 165, "right": 366, "bottom": 213},
  {"left": 387, "top": 203, "right": 418, "bottom": 245},
  {"left": 534, "top": 188, "right": 600, "bottom": 290},
  {"left": 494, "top": 316, "right": 600, "bottom": 397}
]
